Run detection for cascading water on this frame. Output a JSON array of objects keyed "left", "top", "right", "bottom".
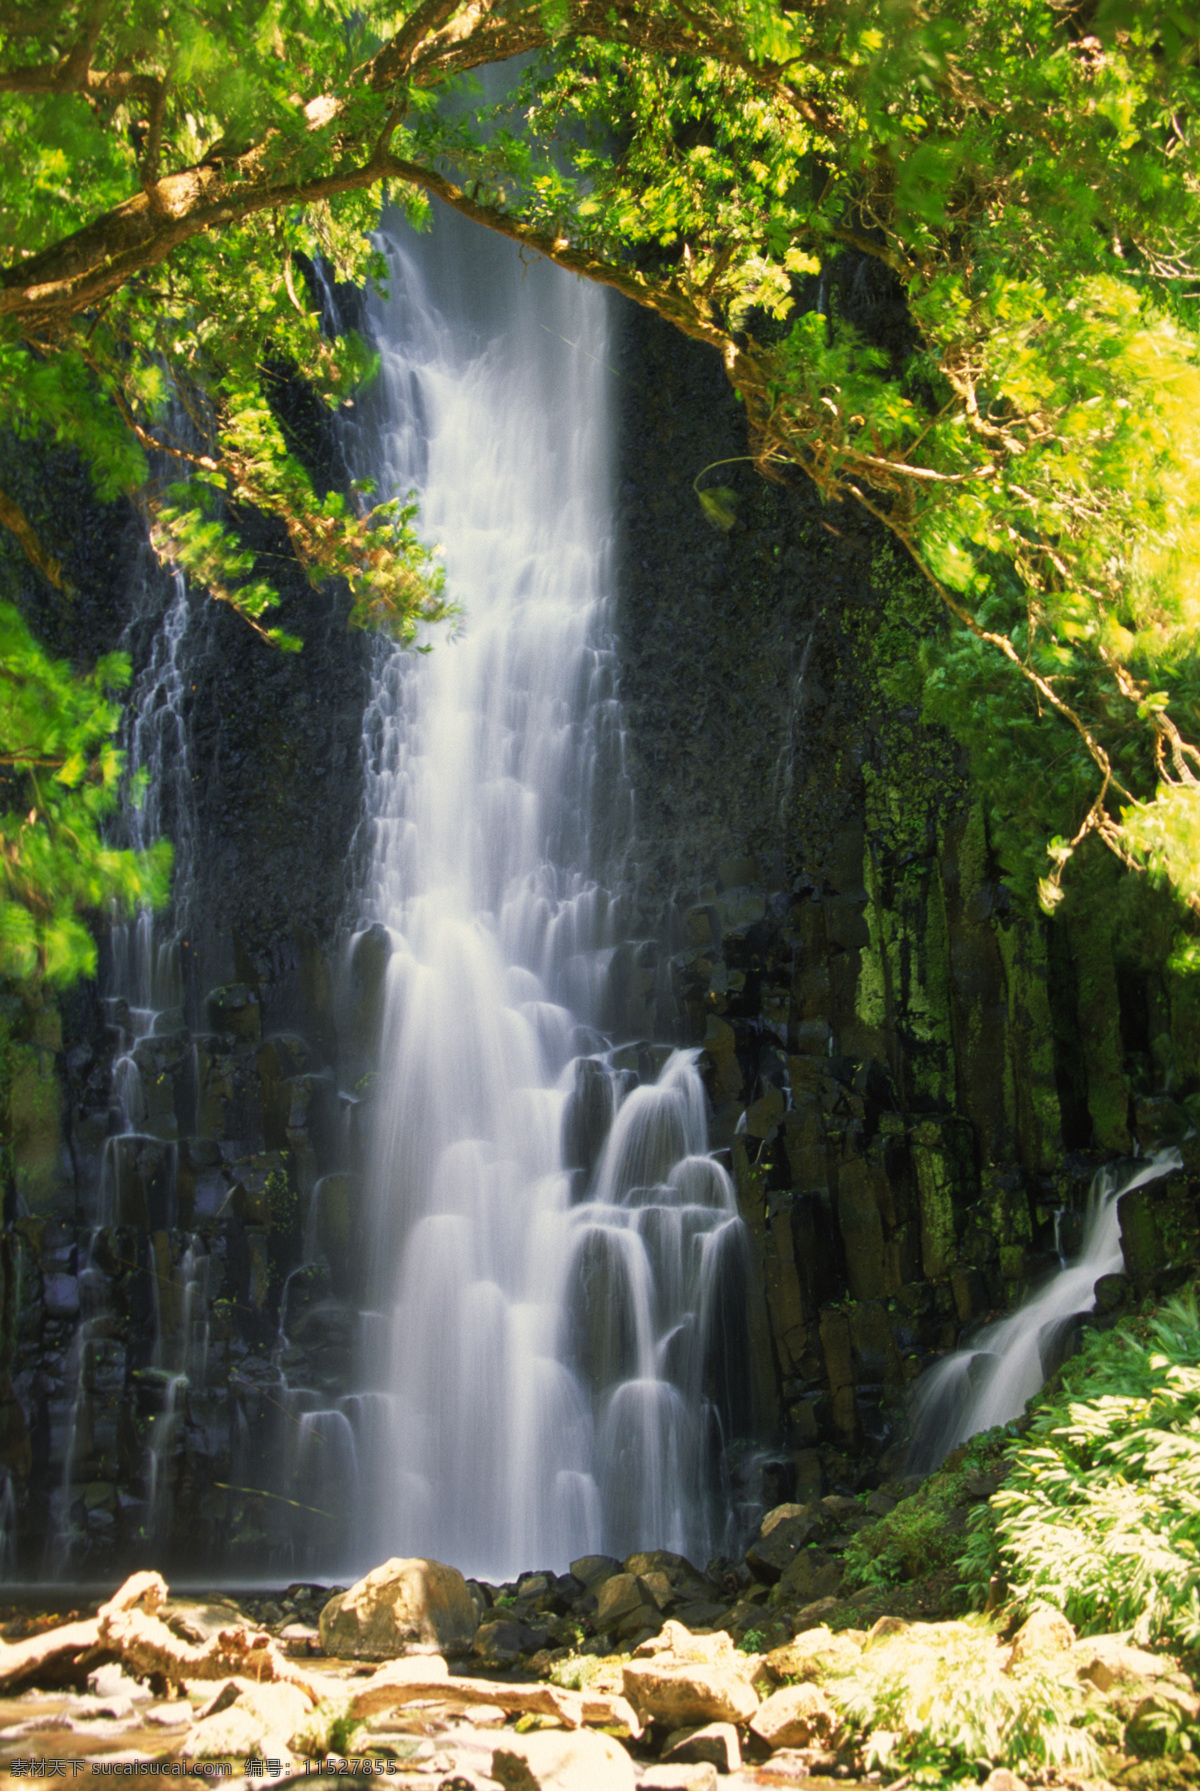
[
  {"left": 56, "top": 550, "right": 208, "bottom": 1565},
  {"left": 907, "top": 1149, "right": 1183, "bottom": 1472},
  {"left": 341, "top": 208, "right": 751, "bottom": 1580}
]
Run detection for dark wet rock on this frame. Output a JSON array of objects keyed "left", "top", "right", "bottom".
[
  {"left": 745, "top": 1503, "right": 824, "bottom": 1583},
  {"left": 1094, "top": 1270, "right": 1132, "bottom": 1312},
  {"left": 207, "top": 984, "right": 261, "bottom": 1043},
  {"left": 661, "top": 1721, "right": 740, "bottom": 1773},
  {"left": 571, "top": 1554, "right": 623, "bottom": 1591},
  {"left": 775, "top": 1548, "right": 844, "bottom": 1605},
  {"left": 474, "top": 1618, "right": 551, "bottom": 1667},
  {"left": 596, "top": 1573, "right": 662, "bottom": 1639}
]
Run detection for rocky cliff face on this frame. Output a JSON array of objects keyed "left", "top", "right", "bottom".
[
  {"left": 612, "top": 299, "right": 1200, "bottom": 1500},
  {"left": 1, "top": 289, "right": 1198, "bottom": 1576}
]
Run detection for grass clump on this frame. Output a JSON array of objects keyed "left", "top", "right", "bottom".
[
  {"left": 827, "top": 1616, "right": 1112, "bottom": 1785},
  {"left": 547, "top": 1654, "right": 600, "bottom": 1692},
  {"left": 958, "top": 1288, "right": 1200, "bottom": 1648}
]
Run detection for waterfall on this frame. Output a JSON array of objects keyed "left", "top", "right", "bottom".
[
  {"left": 907, "top": 1149, "right": 1183, "bottom": 1472},
  {"left": 57, "top": 546, "right": 207, "bottom": 1565},
  {"left": 346, "top": 207, "right": 749, "bottom": 1580}
]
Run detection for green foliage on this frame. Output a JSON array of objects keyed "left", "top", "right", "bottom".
[
  {"left": 4, "top": 0, "right": 1200, "bottom": 931},
  {"left": 504, "top": 0, "right": 1200, "bottom": 918},
  {"left": 957, "top": 1289, "right": 1200, "bottom": 1648},
  {"left": 737, "top": 1627, "right": 766, "bottom": 1653},
  {"left": 843, "top": 1429, "right": 1009, "bottom": 1591},
  {"left": 547, "top": 1652, "right": 598, "bottom": 1692},
  {"left": 0, "top": 602, "right": 170, "bottom": 985},
  {"left": 322, "top": 1710, "right": 363, "bottom": 1757}
]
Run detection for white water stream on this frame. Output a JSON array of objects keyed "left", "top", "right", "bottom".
[
  {"left": 337, "top": 209, "right": 748, "bottom": 1580},
  {"left": 908, "top": 1149, "right": 1182, "bottom": 1471}
]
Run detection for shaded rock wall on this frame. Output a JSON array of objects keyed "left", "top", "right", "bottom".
[{"left": 612, "top": 299, "right": 1200, "bottom": 1496}]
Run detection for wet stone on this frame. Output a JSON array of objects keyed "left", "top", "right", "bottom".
[{"left": 744, "top": 1503, "right": 823, "bottom": 1583}]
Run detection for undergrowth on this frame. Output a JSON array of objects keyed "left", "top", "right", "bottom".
[
  {"left": 826, "top": 1616, "right": 1113, "bottom": 1785},
  {"left": 842, "top": 1429, "right": 1009, "bottom": 1591},
  {"left": 958, "top": 1288, "right": 1200, "bottom": 1648}
]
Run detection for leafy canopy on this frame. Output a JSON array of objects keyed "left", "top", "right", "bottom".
[{"left": 3, "top": 0, "right": 1200, "bottom": 967}]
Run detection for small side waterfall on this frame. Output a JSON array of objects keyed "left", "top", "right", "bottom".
[
  {"left": 346, "top": 208, "right": 750, "bottom": 1580},
  {"left": 55, "top": 552, "right": 207, "bottom": 1565},
  {"left": 908, "top": 1150, "right": 1183, "bottom": 1472}
]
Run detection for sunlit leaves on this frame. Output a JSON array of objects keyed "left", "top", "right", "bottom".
[
  {"left": 0, "top": 605, "right": 171, "bottom": 985},
  {"left": 2, "top": 0, "right": 1200, "bottom": 938},
  {"left": 959, "top": 1290, "right": 1200, "bottom": 1649}
]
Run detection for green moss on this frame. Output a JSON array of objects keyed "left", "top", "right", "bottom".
[
  {"left": 995, "top": 917, "right": 1061, "bottom": 1174},
  {"left": 1065, "top": 903, "right": 1131, "bottom": 1151},
  {"left": 8, "top": 1037, "right": 60, "bottom": 1211},
  {"left": 911, "top": 1121, "right": 959, "bottom": 1279},
  {"left": 856, "top": 845, "right": 889, "bottom": 1036}
]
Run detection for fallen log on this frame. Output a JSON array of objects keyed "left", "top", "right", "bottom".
[
  {"left": 0, "top": 1618, "right": 109, "bottom": 1693},
  {"left": 96, "top": 1578, "right": 319, "bottom": 1699},
  {"left": 347, "top": 1658, "right": 642, "bottom": 1736}
]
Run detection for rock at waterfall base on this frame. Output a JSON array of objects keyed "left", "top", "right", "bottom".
[
  {"left": 761, "top": 1626, "right": 863, "bottom": 1687},
  {"left": 744, "top": 1504, "right": 824, "bottom": 1582},
  {"left": 319, "top": 1557, "right": 478, "bottom": 1658},
  {"left": 1072, "top": 1634, "right": 1180, "bottom": 1693},
  {"left": 661, "top": 1720, "right": 741, "bottom": 1772},
  {"left": 750, "top": 1682, "right": 841, "bottom": 1750},
  {"left": 775, "top": 1546, "right": 843, "bottom": 1604},
  {"left": 636, "top": 1765, "right": 717, "bottom": 1791},
  {"left": 622, "top": 1621, "right": 759, "bottom": 1726},
  {"left": 596, "top": 1573, "right": 662, "bottom": 1638},
  {"left": 474, "top": 1618, "right": 551, "bottom": 1666},
  {"left": 180, "top": 1678, "right": 310, "bottom": 1761},
  {"left": 491, "top": 1728, "right": 635, "bottom": 1790},
  {"left": 1008, "top": 1606, "right": 1075, "bottom": 1665}
]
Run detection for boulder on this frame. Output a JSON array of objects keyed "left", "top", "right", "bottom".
[
  {"left": 982, "top": 1773, "right": 1028, "bottom": 1791},
  {"left": 197, "top": 1678, "right": 310, "bottom": 1734},
  {"left": 1072, "top": 1635, "right": 1183, "bottom": 1693},
  {"left": 668, "top": 1601, "right": 729, "bottom": 1629},
  {"left": 775, "top": 1548, "right": 844, "bottom": 1605},
  {"left": 474, "top": 1619, "right": 549, "bottom": 1666},
  {"left": 623, "top": 1623, "right": 759, "bottom": 1728},
  {"left": 345, "top": 1654, "right": 449, "bottom": 1716},
  {"left": 180, "top": 1680, "right": 308, "bottom": 1762},
  {"left": 570, "top": 1554, "right": 623, "bottom": 1590},
  {"left": 346, "top": 1659, "right": 595, "bottom": 1732},
  {"left": 319, "top": 1557, "right": 478, "bottom": 1659},
  {"left": 492, "top": 1729, "right": 635, "bottom": 1790},
  {"left": 745, "top": 1503, "right": 823, "bottom": 1583},
  {"left": 180, "top": 1704, "right": 293, "bottom": 1762},
  {"left": 761, "top": 1627, "right": 863, "bottom": 1687},
  {"left": 636, "top": 1767, "right": 716, "bottom": 1791},
  {"left": 1008, "top": 1606, "right": 1075, "bottom": 1666},
  {"left": 278, "top": 1622, "right": 320, "bottom": 1656},
  {"left": 791, "top": 1596, "right": 843, "bottom": 1634},
  {"left": 207, "top": 983, "right": 260, "bottom": 1043},
  {"left": 661, "top": 1722, "right": 740, "bottom": 1772},
  {"left": 750, "top": 1682, "right": 842, "bottom": 1750},
  {"left": 1126, "top": 1684, "right": 1200, "bottom": 1748},
  {"left": 596, "top": 1572, "right": 662, "bottom": 1637},
  {"left": 623, "top": 1552, "right": 711, "bottom": 1602}
]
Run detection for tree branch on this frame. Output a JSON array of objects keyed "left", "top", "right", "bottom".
[{"left": 0, "top": 486, "right": 68, "bottom": 593}]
